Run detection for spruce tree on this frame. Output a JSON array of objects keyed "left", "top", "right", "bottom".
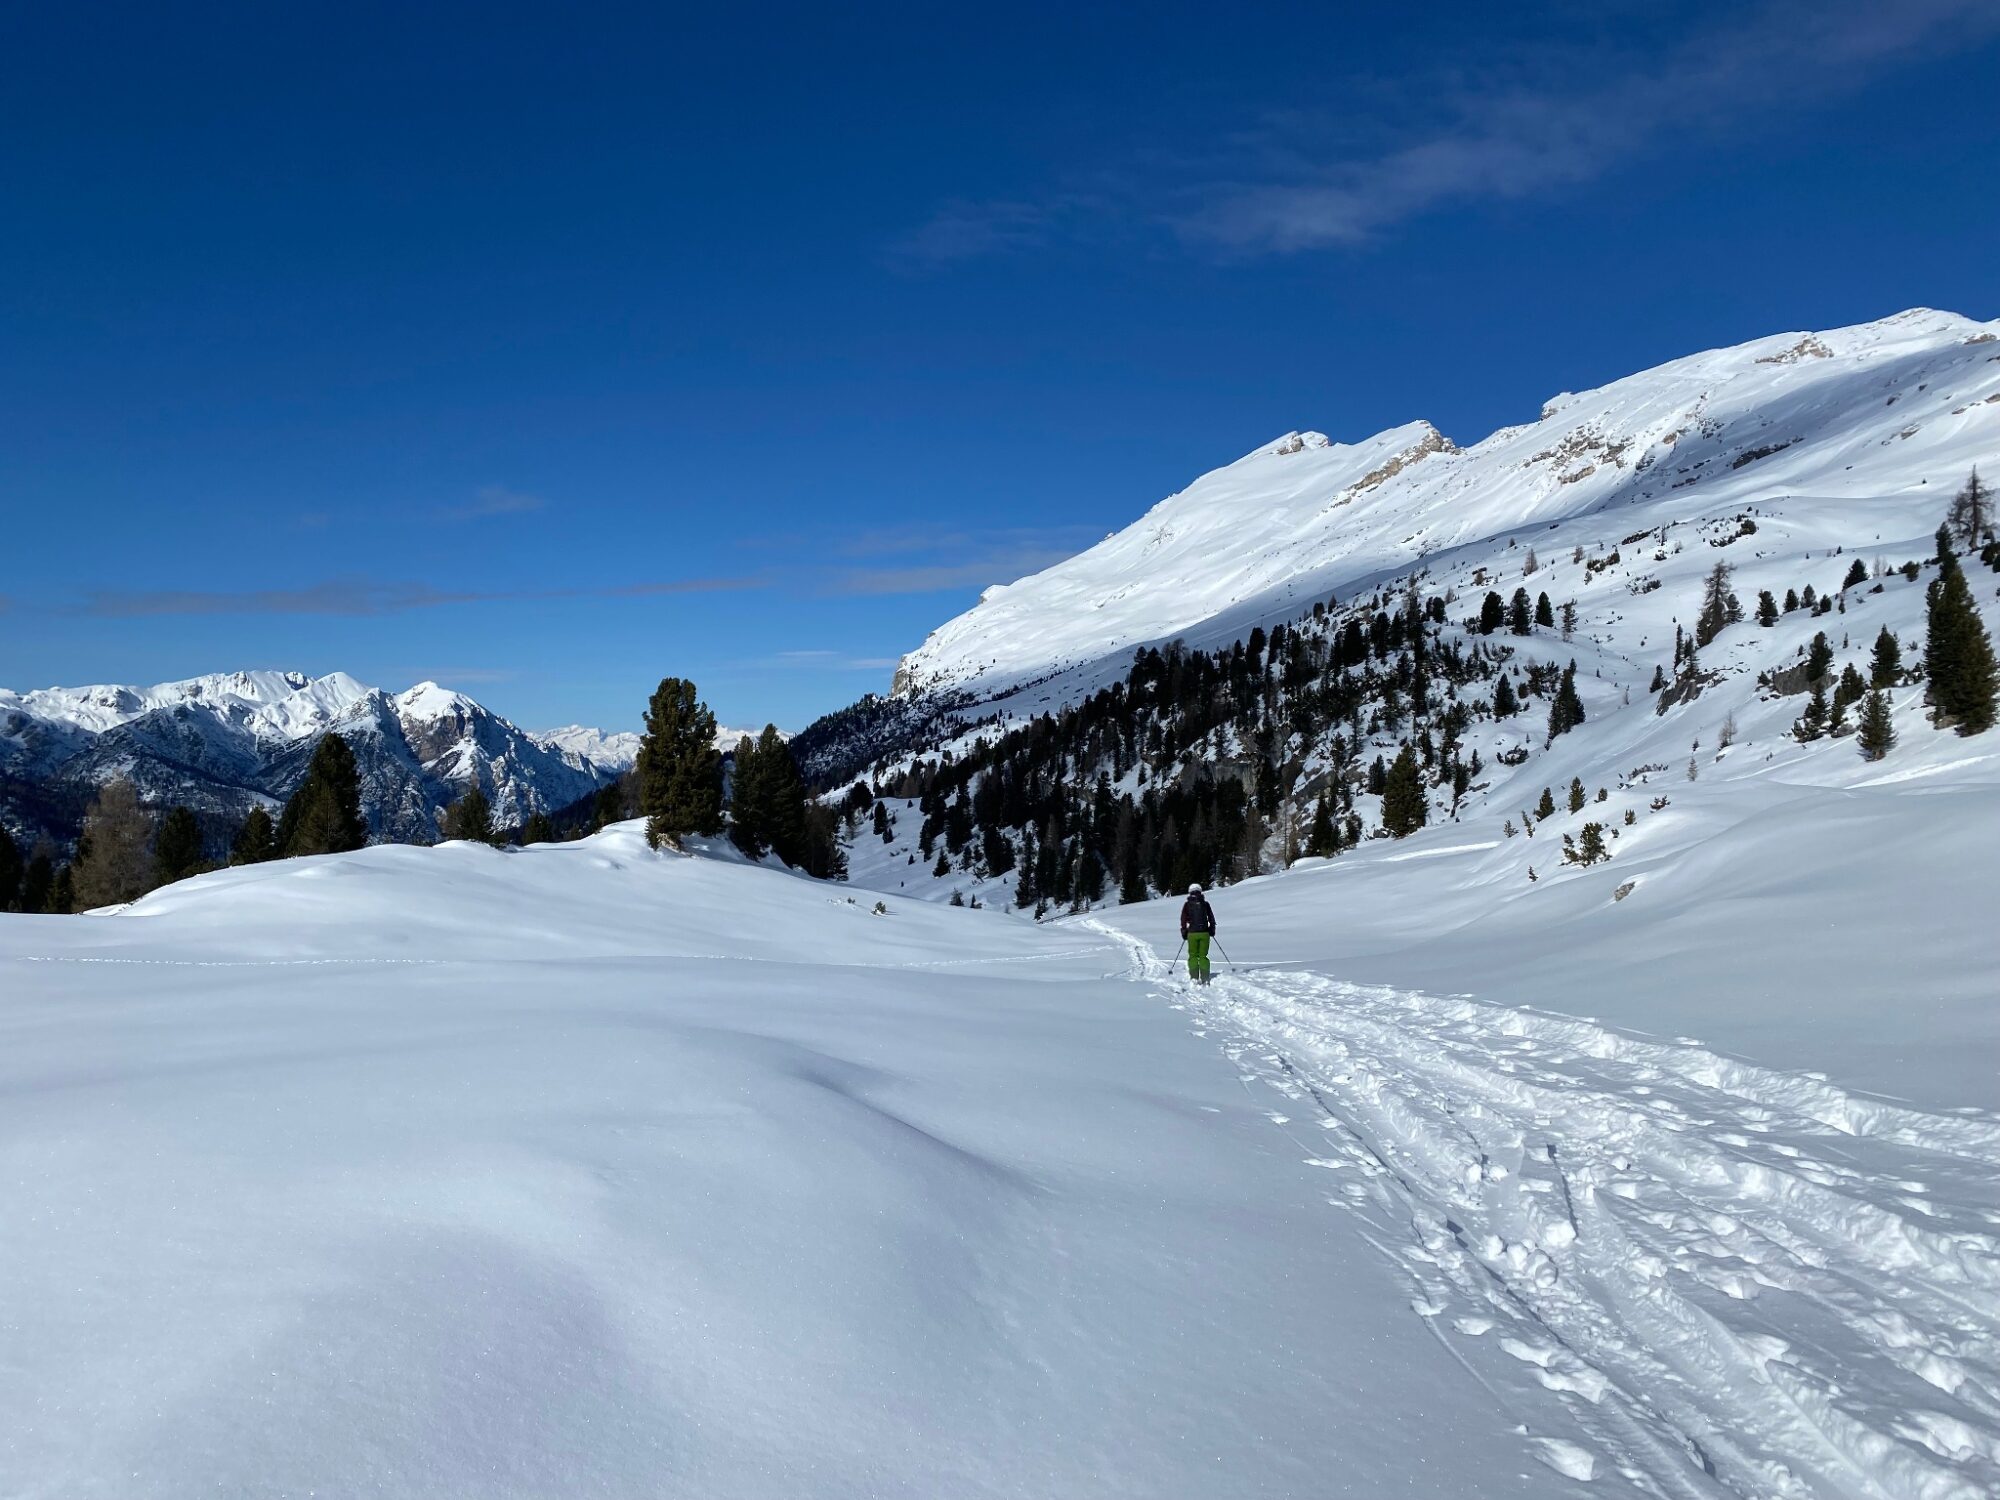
[
  {"left": 522, "top": 811, "right": 556, "bottom": 845},
  {"left": 1379, "top": 747, "right": 1426, "bottom": 838},
  {"left": 1948, "top": 467, "right": 1994, "bottom": 548},
  {"left": 1925, "top": 531, "right": 2000, "bottom": 734},
  {"left": 0, "top": 823, "right": 20, "bottom": 911},
  {"left": 635, "top": 677, "right": 723, "bottom": 849},
  {"left": 1857, "top": 690, "right": 1896, "bottom": 762},
  {"left": 1784, "top": 587, "right": 1800, "bottom": 612},
  {"left": 1508, "top": 588, "right": 1533, "bottom": 635},
  {"left": 753, "top": 726, "right": 810, "bottom": 866},
  {"left": 278, "top": 734, "right": 368, "bottom": 856},
  {"left": 1871, "top": 627, "right": 1902, "bottom": 688},
  {"left": 1535, "top": 785, "right": 1556, "bottom": 820},
  {"left": 1806, "top": 630, "right": 1834, "bottom": 684},
  {"left": 1795, "top": 681, "right": 1829, "bottom": 741},
  {"left": 49, "top": 864, "right": 74, "bottom": 915},
  {"left": 229, "top": 805, "right": 278, "bottom": 865},
  {"left": 1547, "top": 661, "right": 1586, "bottom": 740},
  {"left": 1842, "top": 557, "right": 1869, "bottom": 590},
  {"left": 1492, "top": 675, "right": 1517, "bottom": 717},
  {"left": 1535, "top": 591, "right": 1554, "bottom": 629},
  {"left": 1305, "top": 794, "right": 1338, "bottom": 857},
  {"left": 1479, "top": 591, "right": 1505, "bottom": 634},
  {"left": 1567, "top": 776, "right": 1586, "bottom": 814},
  {"left": 152, "top": 806, "right": 205, "bottom": 887},
  {"left": 443, "top": 785, "right": 496, "bottom": 844},
  {"left": 1756, "top": 590, "right": 1779, "bottom": 627}
]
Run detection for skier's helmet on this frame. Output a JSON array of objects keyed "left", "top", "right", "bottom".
[{"left": 1188, "top": 883, "right": 1202, "bottom": 894}]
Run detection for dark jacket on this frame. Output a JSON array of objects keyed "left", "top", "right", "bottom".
[{"left": 1180, "top": 893, "right": 1216, "bottom": 938}]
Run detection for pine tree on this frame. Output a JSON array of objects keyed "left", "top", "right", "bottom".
[
  {"left": 1871, "top": 626, "right": 1902, "bottom": 687},
  {"left": 1478, "top": 590, "right": 1505, "bottom": 634},
  {"left": 1925, "top": 531, "right": 2000, "bottom": 735},
  {"left": 1535, "top": 591, "right": 1554, "bottom": 629},
  {"left": 593, "top": 782, "right": 627, "bottom": 831},
  {"left": 1695, "top": 561, "right": 1742, "bottom": 646},
  {"left": 229, "top": 805, "right": 278, "bottom": 865},
  {"left": 1547, "top": 661, "right": 1586, "bottom": 740},
  {"left": 1492, "top": 675, "right": 1517, "bottom": 716},
  {"left": 49, "top": 864, "right": 74, "bottom": 914},
  {"left": 0, "top": 823, "right": 20, "bottom": 911},
  {"left": 1560, "top": 600, "right": 1577, "bottom": 641},
  {"left": 1857, "top": 690, "right": 1896, "bottom": 762},
  {"left": 1784, "top": 587, "right": 1800, "bottom": 612},
  {"left": 443, "top": 785, "right": 496, "bottom": 844},
  {"left": 522, "top": 811, "right": 556, "bottom": 845},
  {"left": 1508, "top": 588, "right": 1533, "bottom": 635},
  {"left": 751, "top": 727, "right": 811, "bottom": 866},
  {"left": 1567, "top": 776, "right": 1586, "bottom": 814},
  {"left": 635, "top": 677, "right": 723, "bottom": 849},
  {"left": 1535, "top": 785, "right": 1556, "bottom": 820},
  {"left": 1806, "top": 630, "right": 1834, "bottom": 684},
  {"left": 278, "top": 733, "right": 368, "bottom": 856},
  {"left": 1568, "top": 822, "right": 1609, "bottom": 866},
  {"left": 19, "top": 852, "right": 54, "bottom": 914},
  {"left": 152, "top": 806, "right": 204, "bottom": 887},
  {"left": 1795, "top": 681, "right": 1829, "bottom": 741},
  {"left": 71, "top": 780, "right": 156, "bottom": 909},
  {"left": 728, "top": 734, "right": 768, "bottom": 857},
  {"left": 1948, "top": 467, "right": 1994, "bottom": 548},
  {"left": 1842, "top": 557, "right": 1868, "bottom": 590},
  {"left": 932, "top": 850, "right": 950, "bottom": 877},
  {"left": 1305, "top": 793, "right": 1338, "bottom": 857},
  {"left": 1756, "top": 590, "right": 1779, "bottom": 627},
  {"left": 1380, "top": 747, "right": 1427, "bottom": 838}
]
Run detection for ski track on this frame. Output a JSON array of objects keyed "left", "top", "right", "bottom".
[{"left": 1087, "top": 920, "right": 2000, "bottom": 1499}]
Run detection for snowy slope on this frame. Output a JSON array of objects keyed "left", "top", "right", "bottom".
[
  {"left": 0, "top": 671, "right": 631, "bottom": 847},
  {"left": 893, "top": 308, "right": 2000, "bottom": 707},
  {"left": 0, "top": 829, "right": 1598, "bottom": 1499}
]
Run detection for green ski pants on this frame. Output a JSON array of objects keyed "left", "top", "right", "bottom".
[{"left": 1186, "top": 932, "right": 1211, "bottom": 980}]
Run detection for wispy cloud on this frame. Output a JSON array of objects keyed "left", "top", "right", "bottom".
[
  {"left": 902, "top": 0, "right": 2000, "bottom": 261},
  {"left": 752, "top": 649, "right": 902, "bottom": 671},
  {"left": 79, "top": 574, "right": 763, "bottom": 617},
  {"left": 436, "top": 485, "right": 546, "bottom": 522},
  {"left": 826, "top": 547, "right": 1082, "bottom": 597}
]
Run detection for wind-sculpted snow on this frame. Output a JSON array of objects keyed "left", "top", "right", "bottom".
[{"left": 1095, "top": 922, "right": 2000, "bottom": 1498}]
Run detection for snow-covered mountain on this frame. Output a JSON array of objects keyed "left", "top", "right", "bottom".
[
  {"left": 892, "top": 308, "right": 2000, "bottom": 710},
  {"left": 0, "top": 671, "right": 630, "bottom": 849}
]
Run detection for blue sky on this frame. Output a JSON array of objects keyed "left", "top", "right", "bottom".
[{"left": 5, "top": 1, "right": 1997, "bottom": 732}]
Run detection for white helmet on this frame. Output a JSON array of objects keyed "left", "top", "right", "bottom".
[{"left": 1188, "top": 883, "right": 1203, "bottom": 895}]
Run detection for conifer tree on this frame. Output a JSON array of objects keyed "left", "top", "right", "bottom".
[
  {"left": 278, "top": 733, "right": 368, "bottom": 856},
  {"left": 752, "top": 726, "right": 811, "bottom": 866},
  {"left": 1800, "top": 585, "right": 1818, "bottom": 611},
  {"left": 1567, "top": 776, "right": 1586, "bottom": 814},
  {"left": 71, "top": 780, "right": 155, "bottom": 909},
  {"left": 1379, "top": 747, "right": 1427, "bottom": 838},
  {"left": 19, "top": 852, "right": 53, "bottom": 913},
  {"left": 152, "top": 806, "right": 204, "bottom": 887},
  {"left": 1784, "top": 587, "right": 1800, "bottom": 612},
  {"left": 1756, "top": 590, "right": 1779, "bottom": 627},
  {"left": 443, "top": 785, "right": 496, "bottom": 844},
  {"left": 229, "top": 805, "right": 278, "bottom": 865},
  {"left": 1508, "top": 588, "right": 1533, "bottom": 635},
  {"left": 522, "top": 811, "right": 556, "bottom": 845},
  {"left": 729, "top": 734, "right": 768, "bottom": 857},
  {"left": 1925, "top": 530, "right": 2000, "bottom": 734},
  {"left": 1535, "top": 785, "right": 1556, "bottom": 820},
  {"left": 635, "top": 677, "right": 723, "bottom": 849},
  {"left": 1857, "top": 690, "right": 1896, "bottom": 761},
  {"left": 1842, "top": 557, "right": 1868, "bottom": 590},
  {"left": 1948, "top": 467, "right": 1993, "bottom": 548},
  {"left": 1305, "top": 793, "right": 1338, "bottom": 857},
  {"left": 1806, "top": 630, "right": 1834, "bottom": 684},
  {"left": 1478, "top": 591, "right": 1505, "bottom": 633},
  {"left": 1649, "top": 663, "right": 1667, "bottom": 693},
  {"left": 1492, "top": 674, "right": 1517, "bottom": 716},
  {"left": 1535, "top": 591, "right": 1555, "bottom": 628},
  {"left": 1695, "top": 561, "right": 1742, "bottom": 646},
  {"left": 1547, "top": 661, "right": 1586, "bottom": 740},
  {"left": 1871, "top": 627, "right": 1902, "bottom": 688},
  {"left": 0, "top": 823, "right": 20, "bottom": 911},
  {"left": 49, "top": 863, "right": 73, "bottom": 915},
  {"left": 933, "top": 850, "right": 950, "bottom": 878},
  {"left": 593, "top": 782, "right": 627, "bottom": 831},
  {"left": 1795, "top": 681, "right": 1829, "bottom": 741}
]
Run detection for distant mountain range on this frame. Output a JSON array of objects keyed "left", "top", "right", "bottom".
[{"left": 0, "top": 671, "right": 640, "bottom": 853}]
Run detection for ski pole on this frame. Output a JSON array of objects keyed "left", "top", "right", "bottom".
[
  {"left": 1214, "top": 939, "right": 1237, "bottom": 973},
  {"left": 1172, "top": 937, "right": 1186, "bottom": 971}
]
